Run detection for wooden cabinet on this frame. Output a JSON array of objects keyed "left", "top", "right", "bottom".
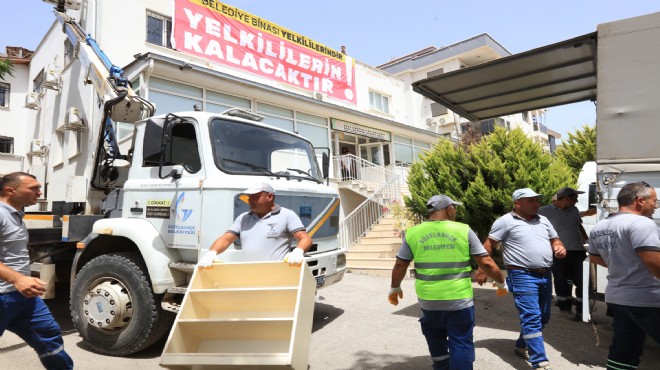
[{"left": 160, "top": 261, "right": 316, "bottom": 370}]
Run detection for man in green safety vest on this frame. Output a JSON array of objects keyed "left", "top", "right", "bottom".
[{"left": 389, "top": 194, "right": 506, "bottom": 370}]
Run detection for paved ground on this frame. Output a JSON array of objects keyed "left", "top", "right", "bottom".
[{"left": 1, "top": 272, "right": 658, "bottom": 369}]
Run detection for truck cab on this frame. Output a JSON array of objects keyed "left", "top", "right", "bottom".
[{"left": 69, "top": 109, "right": 346, "bottom": 355}]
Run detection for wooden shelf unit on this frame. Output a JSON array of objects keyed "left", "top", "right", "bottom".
[{"left": 160, "top": 261, "right": 316, "bottom": 370}]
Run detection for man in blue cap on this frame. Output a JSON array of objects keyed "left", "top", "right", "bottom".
[{"left": 481, "top": 188, "right": 566, "bottom": 370}]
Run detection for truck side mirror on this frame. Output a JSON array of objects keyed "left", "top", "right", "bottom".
[{"left": 322, "top": 152, "right": 329, "bottom": 179}]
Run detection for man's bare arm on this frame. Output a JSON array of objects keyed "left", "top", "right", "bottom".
[{"left": 637, "top": 250, "right": 660, "bottom": 279}]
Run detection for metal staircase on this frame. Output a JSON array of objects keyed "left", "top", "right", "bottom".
[{"left": 334, "top": 155, "right": 413, "bottom": 276}]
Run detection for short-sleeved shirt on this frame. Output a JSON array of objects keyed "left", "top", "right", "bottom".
[
  {"left": 538, "top": 204, "right": 585, "bottom": 251},
  {"left": 489, "top": 212, "right": 558, "bottom": 269},
  {"left": 228, "top": 205, "right": 305, "bottom": 262},
  {"left": 397, "top": 221, "right": 488, "bottom": 311},
  {"left": 0, "top": 202, "right": 29, "bottom": 294},
  {"left": 588, "top": 212, "right": 660, "bottom": 308}
]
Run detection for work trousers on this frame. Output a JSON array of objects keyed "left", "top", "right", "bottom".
[
  {"left": 552, "top": 250, "right": 586, "bottom": 303},
  {"left": 606, "top": 303, "right": 660, "bottom": 370},
  {"left": 419, "top": 306, "right": 476, "bottom": 370},
  {"left": 0, "top": 291, "right": 74, "bottom": 369},
  {"left": 507, "top": 269, "right": 553, "bottom": 368}
]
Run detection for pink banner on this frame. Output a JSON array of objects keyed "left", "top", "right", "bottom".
[{"left": 172, "top": 0, "right": 356, "bottom": 104}]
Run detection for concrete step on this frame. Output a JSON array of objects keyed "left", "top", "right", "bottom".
[
  {"left": 349, "top": 243, "right": 398, "bottom": 252},
  {"left": 347, "top": 257, "right": 397, "bottom": 268},
  {"left": 347, "top": 266, "right": 393, "bottom": 277},
  {"left": 347, "top": 265, "right": 415, "bottom": 277},
  {"left": 356, "top": 237, "right": 402, "bottom": 245},
  {"left": 347, "top": 250, "right": 398, "bottom": 259},
  {"left": 371, "top": 224, "right": 396, "bottom": 232},
  {"left": 363, "top": 230, "right": 400, "bottom": 238}
]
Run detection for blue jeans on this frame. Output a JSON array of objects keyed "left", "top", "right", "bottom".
[
  {"left": 0, "top": 291, "right": 74, "bottom": 369},
  {"left": 419, "top": 306, "right": 476, "bottom": 370},
  {"left": 507, "top": 269, "right": 553, "bottom": 367},
  {"left": 607, "top": 303, "right": 660, "bottom": 370}
]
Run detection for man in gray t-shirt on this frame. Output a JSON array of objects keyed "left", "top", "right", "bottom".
[
  {"left": 538, "top": 187, "right": 591, "bottom": 314},
  {"left": 199, "top": 182, "right": 312, "bottom": 267},
  {"left": 0, "top": 172, "right": 73, "bottom": 369},
  {"left": 481, "top": 188, "right": 566, "bottom": 370},
  {"left": 588, "top": 182, "right": 660, "bottom": 370}
]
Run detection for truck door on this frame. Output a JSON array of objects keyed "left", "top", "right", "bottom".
[{"left": 138, "top": 120, "right": 205, "bottom": 251}]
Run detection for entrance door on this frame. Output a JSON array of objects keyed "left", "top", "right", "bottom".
[
  {"left": 358, "top": 143, "right": 384, "bottom": 182},
  {"left": 359, "top": 143, "right": 383, "bottom": 165}
]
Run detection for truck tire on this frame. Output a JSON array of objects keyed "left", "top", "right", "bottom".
[{"left": 70, "top": 253, "right": 174, "bottom": 355}]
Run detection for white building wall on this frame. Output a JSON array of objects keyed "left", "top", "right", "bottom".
[{"left": 0, "top": 63, "right": 30, "bottom": 174}]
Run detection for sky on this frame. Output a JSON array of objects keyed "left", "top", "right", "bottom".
[{"left": 2, "top": 0, "right": 659, "bottom": 140}]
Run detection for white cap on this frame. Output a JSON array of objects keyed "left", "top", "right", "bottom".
[
  {"left": 512, "top": 188, "right": 542, "bottom": 201},
  {"left": 242, "top": 182, "right": 275, "bottom": 195}
]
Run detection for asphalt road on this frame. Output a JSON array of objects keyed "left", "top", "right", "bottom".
[{"left": 1, "top": 272, "right": 659, "bottom": 369}]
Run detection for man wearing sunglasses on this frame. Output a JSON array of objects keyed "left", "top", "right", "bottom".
[
  {"left": 588, "top": 181, "right": 660, "bottom": 370},
  {"left": 538, "top": 187, "right": 592, "bottom": 317}
]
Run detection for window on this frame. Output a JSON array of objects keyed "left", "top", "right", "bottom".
[
  {"left": 0, "top": 136, "right": 13, "bottom": 153},
  {"left": 33, "top": 70, "right": 44, "bottom": 92},
  {"left": 64, "top": 39, "right": 75, "bottom": 67},
  {"left": 146, "top": 12, "right": 172, "bottom": 47},
  {"left": 0, "top": 82, "right": 9, "bottom": 108},
  {"left": 369, "top": 90, "right": 390, "bottom": 114},
  {"left": 393, "top": 135, "right": 432, "bottom": 165}
]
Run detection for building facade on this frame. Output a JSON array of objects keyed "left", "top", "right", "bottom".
[{"left": 7, "top": 0, "right": 558, "bottom": 215}]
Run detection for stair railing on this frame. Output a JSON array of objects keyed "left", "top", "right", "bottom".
[
  {"left": 338, "top": 173, "right": 402, "bottom": 251},
  {"left": 334, "top": 154, "right": 396, "bottom": 184}
]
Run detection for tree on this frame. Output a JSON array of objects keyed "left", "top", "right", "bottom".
[
  {"left": 555, "top": 124, "right": 596, "bottom": 179},
  {"left": 405, "top": 127, "right": 575, "bottom": 240},
  {"left": 0, "top": 59, "right": 14, "bottom": 81}
]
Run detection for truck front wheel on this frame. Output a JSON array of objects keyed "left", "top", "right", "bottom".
[{"left": 70, "top": 253, "right": 173, "bottom": 355}]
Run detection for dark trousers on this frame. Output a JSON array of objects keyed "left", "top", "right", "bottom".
[
  {"left": 551, "top": 250, "right": 586, "bottom": 302},
  {"left": 606, "top": 303, "right": 660, "bottom": 370},
  {"left": 0, "top": 291, "right": 74, "bottom": 369},
  {"left": 420, "top": 306, "right": 476, "bottom": 370}
]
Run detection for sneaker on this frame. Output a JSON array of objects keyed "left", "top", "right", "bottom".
[
  {"left": 514, "top": 346, "right": 529, "bottom": 360},
  {"left": 535, "top": 361, "right": 551, "bottom": 369}
]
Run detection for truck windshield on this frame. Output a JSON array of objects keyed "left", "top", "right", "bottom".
[{"left": 210, "top": 118, "right": 322, "bottom": 182}]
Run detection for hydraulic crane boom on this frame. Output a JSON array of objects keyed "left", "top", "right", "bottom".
[{"left": 44, "top": 0, "right": 155, "bottom": 190}]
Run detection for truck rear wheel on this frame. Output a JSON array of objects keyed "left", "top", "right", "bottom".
[{"left": 70, "top": 253, "right": 173, "bottom": 355}]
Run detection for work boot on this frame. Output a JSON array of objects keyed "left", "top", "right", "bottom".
[
  {"left": 514, "top": 346, "right": 529, "bottom": 360},
  {"left": 556, "top": 300, "right": 572, "bottom": 313}
]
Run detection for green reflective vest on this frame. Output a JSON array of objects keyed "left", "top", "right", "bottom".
[{"left": 405, "top": 220, "right": 472, "bottom": 301}]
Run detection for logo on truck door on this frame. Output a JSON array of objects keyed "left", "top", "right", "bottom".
[{"left": 175, "top": 192, "right": 193, "bottom": 222}]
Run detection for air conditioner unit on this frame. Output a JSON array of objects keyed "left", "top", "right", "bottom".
[
  {"left": 425, "top": 118, "right": 435, "bottom": 126},
  {"left": 43, "top": 69, "right": 62, "bottom": 91},
  {"left": 312, "top": 91, "right": 327, "bottom": 101},
  {"left": 25, "top": 92, "right": 41, "bottom": 110},
  {"left": 31, "top": 139, "right": 43, "bottom": 153},
  {"left": 64, "top": 107, "right": 84, "bottom": 129},
  {"left": 42, "top": 0, "right": 82, "bottom": 11}
]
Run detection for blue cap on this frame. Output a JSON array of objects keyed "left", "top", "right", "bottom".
[
  {"left": 426, "top": 194, "right": 462, "bottom": 211},
  {"left": 512, "top": 188, "right": 542, "bottom": 201}
]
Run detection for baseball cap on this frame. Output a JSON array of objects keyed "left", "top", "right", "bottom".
[
  {"left": 242, "top": 182, "right": 275, "bottom": 195},
  {"left": 426, "top": 194, "right": 462, "bottom": 211},
  {"left": 555, "top": 187, "right": 584, "bottom": 198},
  {"left": 512, "top": 188, "right": 542, "bottom": 201}
]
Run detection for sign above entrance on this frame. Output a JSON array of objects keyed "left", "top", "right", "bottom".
[
  {"left": 331, "top": 119, "right": 391, "bottom": 141},
  {"left": 172, "top": 0, "right": 357, "bottom": 104}
]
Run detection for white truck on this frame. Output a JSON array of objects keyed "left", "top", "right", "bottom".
[
  {"left": 28, "top": 1, "right": 345, "bottom": 355},
  {"left": 411, "top": 12, "right": 660, "bottom": 320}
]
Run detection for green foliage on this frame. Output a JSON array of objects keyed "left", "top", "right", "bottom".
[
  {"left": 555, "top": 125, "right": 596, "bottom": 179},
  {"left": 404, "top": 127, "right": 575, "bottom": 240},
  {"left": 0, "top": 59, "right": 14, "bottom": 81}
]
